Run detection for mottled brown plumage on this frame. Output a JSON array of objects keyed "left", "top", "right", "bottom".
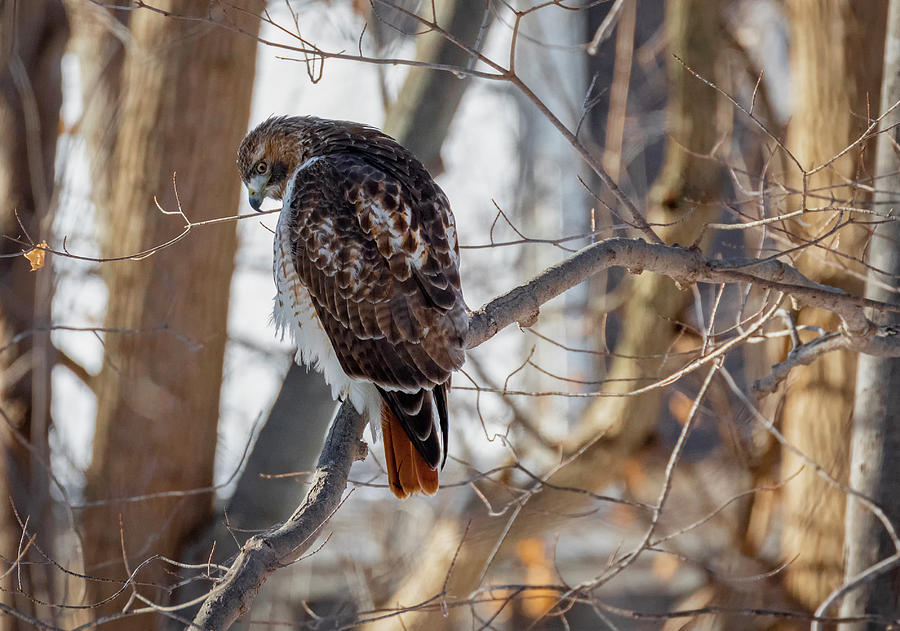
[{"left": 237, "top": 116, "right": 467, "bottom": 497}]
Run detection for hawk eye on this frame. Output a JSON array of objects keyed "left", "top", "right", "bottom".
[{"left": 255, "top": 161, "right": 267, "bottom": 174}]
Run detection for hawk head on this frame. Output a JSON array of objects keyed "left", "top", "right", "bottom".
[{"left": 237, "top": 116, "right": 307, "bottom": 211}]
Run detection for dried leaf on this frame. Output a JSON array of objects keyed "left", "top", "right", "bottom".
[
  {"left": 24, "top": 241, "right": 48, "bottom": 271},
  {"left": 515, "top": 538, "right": 557, "bottom": 618},
  {"left": 668, "top": 390, "right": 694, "bottom": 425},
  {"left": 652, "top": 554, "right": 680, "bottom": 581}
]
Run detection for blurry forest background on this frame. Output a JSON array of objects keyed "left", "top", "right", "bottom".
[{"left": 1, "top": 0, "right": 900, "bottom": 629}]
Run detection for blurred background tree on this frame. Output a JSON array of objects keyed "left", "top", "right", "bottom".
[
  {"left": 0, "top": 2, "right": 67, "bottom": 629},
  {"left": 774, "top": 0, "right": 886, "bottom": 621},
  {"left": 1, "top": 1, "right": 898, "bottom": 630},
  {"left": 68, "top": 3, "right": 263, "bottom": 629}
]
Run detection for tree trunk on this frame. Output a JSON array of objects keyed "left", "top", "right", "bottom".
[
  {"left": 0, "top": 2, "right": 67, "bottom": 629},
  {"left": 382, "top": 0, "right": 491, "bottom": 176},
  {"left": 79, "top": 3, "right": 262, "bottom": 628},
  {"left": 839, "top": 1, "right": 900, "bottom": 626},
  {"left": 777, "top": 0, "right": 886, "bottom": 614},
  {"left": 576, "top": 0, "right": 725, "bottom": 444},
  {"left": 64, "top": 0, "right": 127, "bottom": 208},
  {"left": 363, "top": 1, "right": 726, "bottom": 628}
]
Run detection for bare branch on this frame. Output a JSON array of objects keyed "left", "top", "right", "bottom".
[
  {"left": 751, "top": 332, "right": 880, "bottom": 396},
  {"left": 190, "top": 230, "right": 899, "bottom": 629},
  {"left": 465, "top": 237, "right": 899, "bottom": 349},
  {"left": 189, "top": 402, "right": 366, "bottom": 630}
]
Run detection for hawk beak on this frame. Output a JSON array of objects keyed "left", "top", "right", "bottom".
[
  {"left": 247, "top": 173, "right": 268, "bottom": 212},
  {"left": 248, "top": 191, "right": 263, "bottom": 212}
]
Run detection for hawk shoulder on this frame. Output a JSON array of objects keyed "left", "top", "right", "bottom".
[{"left": 278, "top": 149, "right": 467, "bottom": 395}]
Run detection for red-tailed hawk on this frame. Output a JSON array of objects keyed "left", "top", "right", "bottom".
[{"left": 237, "top": 116, "right": 467, "bottom": 498}]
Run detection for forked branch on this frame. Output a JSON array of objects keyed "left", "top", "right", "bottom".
[{"left": 189, "top": 236, "right": 899, "bottom": 630}]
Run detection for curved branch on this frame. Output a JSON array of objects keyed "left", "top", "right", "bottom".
[
  {"left": 465, "top": 237, "right": 898, "bottom": 348},
  {"left": 190, "top": 402, "right": 366, "bottom": 630},
  {"left": 189, "top": 236, "right": 899, "bottom": 630}
]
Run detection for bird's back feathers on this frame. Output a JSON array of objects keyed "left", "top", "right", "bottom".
[{"left": 245, "top": 116, "right": 467, "bottom": 498}]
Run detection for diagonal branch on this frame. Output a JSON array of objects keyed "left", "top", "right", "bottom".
[
  {"left": 189, "top": 236, "right": 899, "bottom": 630},
  {"left": 465, "top": 237, "right": 898, "bottom": 348},
  {"left": 190, "top": 402, "right": 366, "bottom": 630}
]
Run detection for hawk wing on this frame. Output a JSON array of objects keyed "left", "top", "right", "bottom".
[{"left": 283, "top": 151, "right": 467, "bottom": 467}]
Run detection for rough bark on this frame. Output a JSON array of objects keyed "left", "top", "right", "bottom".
[
  {"left": 839, "top": 1, "right": 900, "bottom": 626},
  {"left": 0, "top": 2, "right": 67, "bottom": 629},
  {"left": 79, "top": 3, "right": 262, "bottom": 629},
  {"left": 778, "top": 0, "right": 887, "bottom": 613},
  {"left": 364, "top": 2, "right": 726, "bottom": 628}
]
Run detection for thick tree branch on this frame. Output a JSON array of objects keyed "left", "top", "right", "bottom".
[
  {"left": 190, "top": 236, "right": 899, "bottom": 630},
  {"left": 190, "top": 402, "right": 366, "bottom": 630},
  {"left": 465, "top": 237, "right": 898, "bottom": 349}
]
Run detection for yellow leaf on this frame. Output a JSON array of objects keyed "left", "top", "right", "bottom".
[
  {"left": 668, "top": 390, "right": 694, "bottom": 425},
  {"left": 24, "top": 241, "right": 47, "bottom": 271},
  {"left": 652, "top": 553, "right": 680, "bottom": 581},
  {"left": 515, "top": 538, "right": 557, "bottom": 619}
]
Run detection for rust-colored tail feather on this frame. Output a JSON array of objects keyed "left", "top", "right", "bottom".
[{"left": 381, "top": 405, "right": 439, "bottom": 498}]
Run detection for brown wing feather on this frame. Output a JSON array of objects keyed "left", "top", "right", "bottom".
[{"left": 284, "top": 150, "right": 466, "bottom": 469}]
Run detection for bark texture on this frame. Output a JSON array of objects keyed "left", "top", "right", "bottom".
[
  {"left": 778, "top": 0, "right": 887, "bottom": 612},
  {"left": 840, "top": 0, "right": 900, "bottom": 625},
  {"left": 79, "top": 3, "right": 262, "bottom": 628},
  {"left": 0, "top": 2, "right": 67, "bottom": 629}
]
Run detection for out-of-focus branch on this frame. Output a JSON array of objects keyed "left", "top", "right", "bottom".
[
  {"left": 381, "top": 0, "right": 492, "bottom": 175},
  {"left": 189, "top": 233, "right": 899, "bottom": 630}
]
